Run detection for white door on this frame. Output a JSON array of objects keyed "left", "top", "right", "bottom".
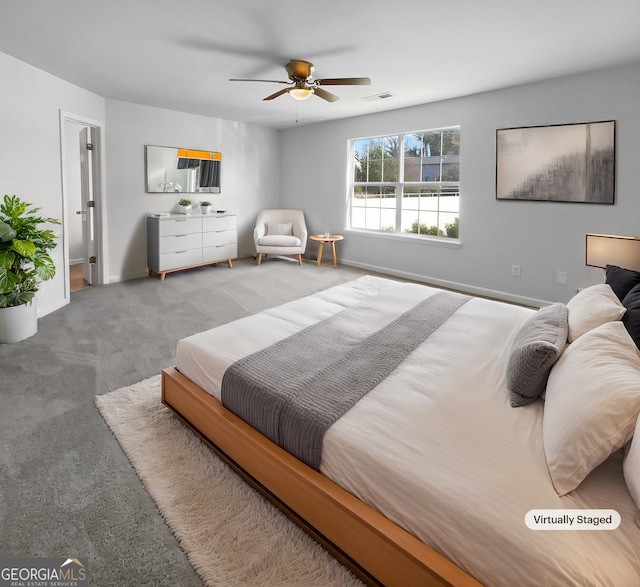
[{"left": 78, "top": 127, "right": 97, "bottom": 285}]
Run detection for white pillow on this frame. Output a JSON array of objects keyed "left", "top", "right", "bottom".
[
  {"left": 543, "top": 321, "right": 640, "bottom": 495},
  {"left": 266, "top": 222, "right": 293, "bottom": 236},
  {"left": 624, "top": 417, "right": 640, "bottom": 510},
  {"left": 566, "top": 283, "right": 625, "bottom": 342}
]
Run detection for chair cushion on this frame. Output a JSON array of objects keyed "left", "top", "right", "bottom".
[{"left": 258, "top": 235, "right": 301, "bottom": 247}]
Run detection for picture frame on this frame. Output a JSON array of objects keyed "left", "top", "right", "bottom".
[{"left": 496, "top": 120, "right": 615, "bottom": 203}]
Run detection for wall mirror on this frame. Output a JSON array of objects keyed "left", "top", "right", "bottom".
[{"left": 145, "top": 145, "right": 221, "bottom": 193}]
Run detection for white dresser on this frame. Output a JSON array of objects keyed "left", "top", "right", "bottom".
[{"left": 147, "top": 213, "right": 237, "bottom": 281}]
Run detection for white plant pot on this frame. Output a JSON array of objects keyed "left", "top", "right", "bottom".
[
  {"left": 0, "top": 301, "right": 38, "bottom": 344},
  {"left": 177, "top": 205, "right": 192, "bottom": 215},
  {"left": 199, "top": 205, "right": 212, "bottom": 214}
]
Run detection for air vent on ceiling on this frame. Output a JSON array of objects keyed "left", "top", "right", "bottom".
[{"left": 362, "top": 92, "right": 396, "bottom": 102}]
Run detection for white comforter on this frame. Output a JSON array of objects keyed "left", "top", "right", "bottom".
[{"left": 176, "top": 276, "right": 640, "bottom": 587}]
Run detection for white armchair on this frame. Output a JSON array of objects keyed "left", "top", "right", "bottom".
[{"left": 254, "top": 209, "right": 308, "bottom": 266}]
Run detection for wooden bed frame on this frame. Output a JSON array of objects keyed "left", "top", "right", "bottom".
[{"left": 161, "top": 366, "right": 482, "bottom": 587}]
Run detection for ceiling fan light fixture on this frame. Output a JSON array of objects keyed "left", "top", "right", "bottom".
[
  {"left": 289, "top": 87, "right": 314, "bottom": 101},
  {"left": 229, "top": 59, "right": 370, "bottom": 103}
]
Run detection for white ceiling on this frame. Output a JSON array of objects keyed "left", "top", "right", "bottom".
[{"left": 1, "top": 0, "right": 639, "bottom": 129}]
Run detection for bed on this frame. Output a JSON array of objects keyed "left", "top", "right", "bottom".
[{"left": 162, "top": 274, "right": 640, "bottom": 586}]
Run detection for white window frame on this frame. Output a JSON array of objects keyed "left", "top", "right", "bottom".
[{"left": 348, "top": 126, "right": 460, "bottom": 241}]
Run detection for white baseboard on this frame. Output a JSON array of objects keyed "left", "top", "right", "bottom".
[
  {"left": 108, "top": 270, "right": 150, "bottom": 283},
  {"left": 340, "top": 259, "right": 551, "bottom": 309}
]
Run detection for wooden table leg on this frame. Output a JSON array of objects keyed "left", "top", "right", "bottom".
[
  {"left": 317, "top": 242, "right": 324, "bottom": 266},
  {"left": 331, "top": 241, "right": 337, "bottom": 268}
]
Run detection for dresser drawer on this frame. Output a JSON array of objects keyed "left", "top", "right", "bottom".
[
  {"left": 159, "top": 232, "right": 202, "bottom": 253},
  {"left": 202, "top": 215, "right": 236, "bottom": 233},
  {"left": 159, "top": 217, "right": 202, "bottom": 236},
  {"left": 158, "top": 248, "right": 203, "bottom": 271},
  {"left": 202, "top": 229, "right": 236, "bottom": 248},
  {"left": 203, "top": 243, "right": 237, "bottom": 264}
]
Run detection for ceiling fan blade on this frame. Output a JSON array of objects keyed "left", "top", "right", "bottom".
[
  {"left": 229, "top": 78, "right": 290, "bottom": 84},
  {"left": 263, "top": 88, "right": 291, "bottom": 101},
  {"left": 315, "top": 77, "right": 371, "bottom": 86},
  {"left": 313, "top": 87, "right": 340, "bottom": 103}
]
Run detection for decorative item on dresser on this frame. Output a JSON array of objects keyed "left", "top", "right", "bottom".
[
  {"left": 177, "top": 198, "right": 192, "bottom": 214},
  {"left": 146, "top": 213, "right": 237, "bottom": 281}
]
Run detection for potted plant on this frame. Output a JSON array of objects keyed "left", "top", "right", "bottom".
[
  {"left": 177, "top": 198, "right": 192, "bottom": 214},
  {"left": 0, "top": 194, "right": 59, "bottom": 343},
  {"left": 199, "top": 201, "right": 212, "bottom": 214}
]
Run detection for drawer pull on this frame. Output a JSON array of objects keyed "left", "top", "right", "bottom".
[
  {"left": 176, "top": 250, "right": 187, "bottom": 254},
  {"left": 174, "top": 234, "right": 187, "bottom": 238}
]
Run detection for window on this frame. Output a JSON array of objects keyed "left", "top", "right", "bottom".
[{"left": 350, "top": 127, "right": 460, "bottom": 239}]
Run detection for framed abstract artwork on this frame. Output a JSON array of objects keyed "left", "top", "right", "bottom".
[{"left": 496, "top": 120, "right": 615, "bottom": 203}]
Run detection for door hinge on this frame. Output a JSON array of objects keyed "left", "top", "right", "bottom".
[
  {"left": 86, "top": 143, "right": 94, "bottom": 150},
  {"left": 89, "top": 256, "right": 97, "bottom": 265}
]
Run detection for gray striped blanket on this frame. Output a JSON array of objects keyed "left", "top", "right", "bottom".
[{"left": 221, "top": 289, "right": 470, "bottom": 470}]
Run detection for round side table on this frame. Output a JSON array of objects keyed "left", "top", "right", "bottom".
[{"left": 309, "top": 234, "right": 344, "bottom": 268}]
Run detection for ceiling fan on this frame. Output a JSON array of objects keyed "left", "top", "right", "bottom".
[{"left": 229, "top": 59, "right": 371, "bottom": 102}]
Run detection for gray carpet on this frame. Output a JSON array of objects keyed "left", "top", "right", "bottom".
[{"left": 0, "top": 257, "right": 374, "bottom": 587}]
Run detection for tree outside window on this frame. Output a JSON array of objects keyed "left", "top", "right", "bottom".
[{"left": 351, "top": 127, "right": 460, "bottom": 238}]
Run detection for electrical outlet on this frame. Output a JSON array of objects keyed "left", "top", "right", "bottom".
[
  {"left": 511, "top": 264, "right": 521, "bottom": 277},
  {"left": 557, "top": 271, "right": 568, "bottom": 285}
]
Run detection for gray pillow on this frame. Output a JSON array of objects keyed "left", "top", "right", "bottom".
[{"left": 507, "top": 303, "right": 568, "bottom": 407}]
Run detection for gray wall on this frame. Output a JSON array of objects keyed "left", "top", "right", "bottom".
[
  {"left": 280, "top": 61, "right": 640, "bottom": 305},
  {"left": 104, "top": 100, "right": 281, "bottom": 282},
  {"left": 0, "top": 51, "right": 105, "bottom": 317}
]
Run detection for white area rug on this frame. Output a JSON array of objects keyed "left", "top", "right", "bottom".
[{"left": 95, "top": 375, "right": 364, "bottom": 587}]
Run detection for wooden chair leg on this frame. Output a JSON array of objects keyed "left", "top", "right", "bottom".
[
  {"left": 296, "top": 254, "right": 302, "bottom": 266},
  {"left": 257, "top": 253, "right": 263, "bottom": 266}
]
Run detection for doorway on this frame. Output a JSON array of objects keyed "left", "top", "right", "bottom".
[{"left": 60, "top": 112, "right": 106, "bottom": 300}]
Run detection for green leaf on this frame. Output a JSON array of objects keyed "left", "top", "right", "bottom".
[
  {"left": 0, "top": 267, "right": 21, "bottom": 294},
  {"left": 0, "top": 220, "right": 17, "bottom": 242},
  {"left": 1, "top": 195, "right": 28, "bottom": 218},
  {"left": 0, "top": 249, "right": 15, "bottom": 270},
  {"left": 33, "top": 252, "right": 56, "bottom": 280},
  {"left": 0, "top": 289, "right": 34, "bottom": 308},
  {"left": 11, "top": 239, "right": 36, "bottom": 260}
]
